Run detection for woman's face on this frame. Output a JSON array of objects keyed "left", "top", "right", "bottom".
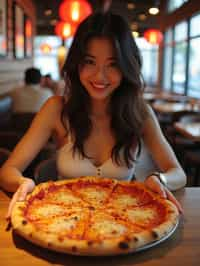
[{"left": 79, "top": 37, "right": 122, "bottom": 101}]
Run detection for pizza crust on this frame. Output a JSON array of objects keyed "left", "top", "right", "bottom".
[{"left": 11, "top": 176, "right": 179, "bottom": 256}]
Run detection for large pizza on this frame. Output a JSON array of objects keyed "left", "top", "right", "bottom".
[{"left": 11, "top": 176, "right": 179, "bottom": 256}]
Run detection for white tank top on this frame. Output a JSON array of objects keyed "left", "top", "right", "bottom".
[{"left": 56, "top": 137, "right": 137, "bottom": 181}]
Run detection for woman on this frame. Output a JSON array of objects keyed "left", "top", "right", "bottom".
[{"left": 0, "top": 12, "right": 186, "bottom": 218}]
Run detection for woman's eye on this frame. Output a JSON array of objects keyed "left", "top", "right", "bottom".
[
  {"left": 83, "top": 58, "right": 95, "bottom": 65},
  {"left": 109, "top": 61, "right": 119, "bottom": 68}
]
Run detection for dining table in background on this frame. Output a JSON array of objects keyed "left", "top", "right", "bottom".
[
  {"left": 174, "top": 121, "right": 200, "bottom": 142},
  {"left": 0, "top": 187, "right": 200, "bottom": 266},
  {"left": 143, "top": 92, "right": 188, "bottom": 104},
  {"left": 152, "top": 102, "right": 192, "bottom": 114}
]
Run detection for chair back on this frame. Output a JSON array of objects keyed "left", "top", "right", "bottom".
[
  {"left": 12, "top": 112, "right": 35, "bottom": 133},
  {"left": 0, "top": 148, "right": 11, "bottom": 166},
  {"left": 0, "top": 131, "right": 22, "bottom": 150},
  {"left": 34, "top": 157, "right": 58, "bottom": 184},
  {"left": 0, "top": 96, "right": 13, "bottom": 129}
]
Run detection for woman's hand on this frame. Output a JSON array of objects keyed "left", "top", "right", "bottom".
[
  {"left": 144, "top": 175, "right": 184, "bottom": 214},
  {"left": 6, "top": 178, "right": 35, "bottom": 220}
]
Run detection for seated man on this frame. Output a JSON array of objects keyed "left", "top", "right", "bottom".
[
  {"left": 41, "top": 74, "right": 65, "bottom": 96},
  {"left": 10, "top": 68, "right": 53, "bottom": 113}
]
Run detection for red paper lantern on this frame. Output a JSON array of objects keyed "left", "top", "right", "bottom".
[
  {"left": 55, "top": 21, "right": 76, "bottom": 39},
  {"left": 59, "top": 0, "right": 92, "bottom": 24},
  {"left": 144, "top": 29, "right": 163, "bottom": 45}
]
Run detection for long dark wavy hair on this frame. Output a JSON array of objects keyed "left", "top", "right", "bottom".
[{"left": 62, "top": 12, "right": 148, "bottom": 168}]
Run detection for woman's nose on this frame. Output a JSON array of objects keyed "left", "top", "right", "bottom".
[{"left": 94, "top": 66, "right": 107, "bottom": 81}]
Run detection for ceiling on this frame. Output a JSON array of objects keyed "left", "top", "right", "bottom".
[{"left": 33, "top": 0, "right": 162, "bottom": 36}]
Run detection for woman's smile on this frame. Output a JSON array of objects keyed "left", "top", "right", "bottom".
[{"left": 90, "top": 82, "right": 110, "bottom": 93}]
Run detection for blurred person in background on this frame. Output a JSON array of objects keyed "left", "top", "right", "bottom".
[
  {"left": 41, "top": 74, "right": 65, "bottom": 96},
  {"left": 10, "top": 68, "right": 53, "bottom": 113}
]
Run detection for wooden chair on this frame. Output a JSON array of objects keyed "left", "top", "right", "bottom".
[
  {"left": 169, "top": 113, "right": 200, "bottom": 185},
  {"left": 11, "top": 112, "right": 35, "bottom": 134},
  {"left": 166, "top": 112, "right": 200, "bottom": 163},
  {"left": 0, "top": 131, "right": 22, "bottom": 150},
  {"left": 0, "top": 96, "right": 13, "bottom": 131},
  {"left": 22, "top": 143, "right": 57, "bottom": 180},
  {"left": 0, "top": 129, "right": 56, "bottom": 179},
  {"left": 34, "top": 157, "right": 58, "bottom": 184},
  {"left": 184, "top": 150, "right": 200, "bottom": 186}
]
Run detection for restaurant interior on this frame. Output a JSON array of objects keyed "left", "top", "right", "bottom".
[{"left": 0, "top": 1, "right": 200, "bottom": 265}]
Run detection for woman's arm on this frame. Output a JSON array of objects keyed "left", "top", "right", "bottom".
[
  {"left": 0, "top": 96, "right": 63, "bottom": 192},
  {"left": 142, "top": 105, "right": 186, "bottom": 191}
]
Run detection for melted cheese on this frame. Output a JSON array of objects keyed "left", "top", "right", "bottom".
[
  {"left": 127, "top": 208, "right": 155, "bottom": 223},
  {"left": 33, "top": 204, "right": 65, "bottom": 218},
  {"left": 112, "top": 195, "right": 138, "bottom": 208},
  {"left": 79, "top": 188, "right": 107, "bottom": 204},
  {"left": 47, "top": 216, "right": 79, "bottom": 233},
  {"left": 92, "top": 219, "right": 127, "bottom": 237},
  {"left": 49, "top": 191, "right": 83, "bottom": 205}
]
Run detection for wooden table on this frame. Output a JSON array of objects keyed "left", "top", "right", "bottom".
[
  {"left": 152, "top": 102, "right": 192, "bottom": 114},
  {"left": 143, "top": 91, "right": 200, "bottom": 110},
  {"left": 174, "top": 122, "right": 200, "bottom": 142},
  {"left": 143, "top": 92, "right": 188, "bottom": 103},
  {"left": 0, "top": 188, "right": 200, "bottom": 266}
]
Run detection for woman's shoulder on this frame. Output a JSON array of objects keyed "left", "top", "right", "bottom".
[
  {"left": 33, "top": 96, "right": 65, "bottom": 126},
  {"left": 44, "top": 95, "right": 64, "bottom": 107},
  {"left": 41, "top": 96, "right": 64, "bottom": 114},
  {"left": 142, "top": 104, "right": 162, "bottom": 140},
  {"left": 141, "top": 104, "right": 158, "bottom": 133},
  {"left": 143, "top": 104, "right": 156, "bottom": 121}
]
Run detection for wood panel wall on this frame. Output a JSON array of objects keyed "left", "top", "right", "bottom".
[{"left": 0, "top": 0, "right": 36, "bottom": 95}]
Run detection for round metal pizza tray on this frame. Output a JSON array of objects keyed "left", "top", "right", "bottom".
[{"left": 135, "top": 218, "right": 179, "bottom": 253}]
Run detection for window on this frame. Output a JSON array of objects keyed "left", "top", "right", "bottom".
[
  {"left": 168, "top": 0, "right": 188, "bottom": 13},
  {"left": 174, "top": 21, "right": 187, "bottom": 42},
  {"left": 136, "top": 37, "right": 159, "bottom": 87},
  {"left": 163, "top": 45, "right": 173, "bottom": 91},
  {"left": 162, "top": 13, "right": 200, "bottom": 98},
  {"left": 190, "top": 13, "right": 200, "bottom": 37},
  {"left": 172, "top": 22, "right": 188, "bottom": 93},
  {"left": 34, "top": 36, "right": 62, "bottom": 80},
  {"left": 187, "top": 13, "right": 200, "bottom": 98},
  {"left": 172, "top": 41, "right": 187, "bottom": 93},
  {"left": 163, "top": 28, "right": 173, "bottom": 91}
]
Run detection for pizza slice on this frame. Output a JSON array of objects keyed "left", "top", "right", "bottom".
[
  {"left": 12, "top": 203, "right": 90, "bottom": 252},
  {"left": 107, "top": 181, "right": 155, "bottom": 209},
  {"left": 118, "top": 198, "right": 179, "bottom": 240},
  {"left": 26, "top": 202, "right": 70, "bottom": 220},
  {"left": 28, "top": 181, "right": 89, "bottom": 208},
  {"left": 70, "top": 176, "right": 116, "bottom": 206},
  {"left": 84, "top": 209, "right": 142, "bottom": 240},
  {"left": 34, "top": 207, "right": 88, "bottom": 239}
]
